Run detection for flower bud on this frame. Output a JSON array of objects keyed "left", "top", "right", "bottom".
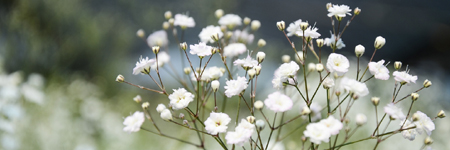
[
  {"left": 423, "top": 79, "right": 432, "bottom": 88},
  {"left": 300, "top": 22, "right": 309, "bottom": 31},
  {"left": 180, "top": 42, "right": 187, "bottom": 51},
  {"left": 411, "top": 93, "right": 419, "bottom": 101},
  {"left": 248, "top": 69, "right": 256, "bottom": 79},
  {"left": 356, "top": 113, "right": 367, "bottom": 126},
  {"left": 183, "top": 67, "right": 191, "bottom": 75},
  {"left": 160, "top": 109, "right": 173, "bottom": 121},
  {"left": 394, "top": 61, "right": 402, "bottom": 70},
  {"left": 142, "top": 102, "right": 150, "bottom": 109},
  {"left": 162, "top": 22, "right": 170, "bottom": 30},
  {"left": 354, "top": 7, "right": 361, "bottom": 15},
  {"left": 355, "top": 44, "right": 365, "bottom": 57},
  {"left": 301, "top": 136, "right": 307, "bottom": 142},
  {"left": 183, "top": 120, "right": 189, "bottom": 125},
  {"left": 211, "top": 80, "right": 220, "bottom": 92},
  {"left": 136, "top": 29, "right": 145, "bottom": 38},
  {"left": 243, "top": 17, "right": 251, "bottom": 25},
  {"left": 316, "top": 63, "right": 324, "bottom": 72},
  {"left": 254, "top": 100, "right": 264, "bottom": 110},
  {"left": 220, "top": 25, "right": 227, "bottom": 32},
  {"left": 211, "top": 33, "right": 220, "bottom": 42},
  {"left": 152, "top": 46, "right": 160, "bottom": 54},
  {"left": 168, "top": 18, "right": 175, "bottom": 25},
  {"left": 282, "top": 55, "right": 291, "bottom": 63},
  {"left": 424, "top": 137, "right": 433, "bottom": 145},
  {"left": 316, "top": 39, "right": 324, "bottom": 47},
  {"left": 256, "top": 120, "right": 265, "bottom": 131},
  {"left": 301, "top": 106, "right": 311, "bottom": 115},
  {"left": 254, "top": 65, "right": 262, "bottom": 75},
  {"left": 215, "top": 9, "right": 224, "bottom": 18},
  {"left": 322, "top": 78, "right": 334, "bottom": 89},
  {"left": 371, "top": 97, "right": 380, "bottom": 106},
  {"left": 211, "top": 47, "right": 219, "bottom": 54},
  {"left": 156, "top": 104, "right": 166, "bottom": 113},
  {"left": 225, "top": 31, "right": 233, "bottom": 39},
  {"left": 179, "top": 113, "right": 185, "bottom": 119},
  {"left": 133, "top": 95, "right": 142, "bottom": 103},
  {"left": 374, "top": 36, "right": 386, "bottom": 49},
  {"left": 276, "top": 21, "right": 285, "bottom": 31},
  {"left": 308, "top": 63, "right": 316, "bottom": 72},
  {"left": 326, "top": 3, "right": 332, "bottom": 10},
  {"left": 116, "top": 74, "right": 125, "bottom": 83},
  {"left": 437, "top": 110, "right": 445, "bottom": 118},
  {"left": 246, "top": 116, "right": 255, "bottom": 124},
  {"left": 251, "top": 20, "right": 261, "bottom": 31},
  {"left": 257, "top": 39, "right": 266, "bottom": 47},
  {"left": 164, "top": 11, "right": 172, "bottom": 19},
  {"left": 295, "top": 51, "right": 304, "bottom": 62},
  {"left": 412, "top": 113, "right": 420, "bottom": 122},
  {"left": 256, "top": 52, "right": 266, "bottom": 63}
]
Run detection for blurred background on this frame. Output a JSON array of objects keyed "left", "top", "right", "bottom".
[{"left": 0, "top": 0, "right": 449, "bottom": 149}]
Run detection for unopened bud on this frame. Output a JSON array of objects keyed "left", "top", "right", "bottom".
[
  {"left": 356, "top": 114, "right": 367, "bottom": 126},
  {"left": 424, "top": 137, "right": 433, "bottom": 145},
  {"left": 179, "top": 113, "right": 185, "bottom": 119},
  {"left": 211, "top": 80, "right": 220, "bottom": 92},
  {"left": 412, "top": 113, "right": 420, "bottom": 122},
  {"left": 371, "top": 97, "right": 380, "bottom": 106},
  {"left": 300, "top": 22, "right": 309, "bottom": 31},
  {"left": 301, "top": 136, "right": 307, "bottom": 142},
  {"left": 437, "top": 110, "right": 445, "bottom": 118},
  {"left": 316, "top": 63, "right": 324, "bottom": 72},
  {"left": 248, "top": 69, "right": 256, "bottom": 79},
  {"left": 255, "top": 120, "right": 265, "bottom": 130},
  {"left": 221, "top": 25, "right": 227, "bottom": 32},
  {"left": 345, "top": 127, "right": 351, "bottom": 132},
  {"left": 183, "top": 67, "right": 191, "bottom": 75},
  {"left": 133, "top": 95, "right": 142, "bottom": 103},
  {"left": 307, "top": 63, "right": 316, "bottom": 72},
  {"left": 136, "top": 29, "right": 145, "bottom": 38},
  {"left": 183, "top": 120, "right": 189, "bottom": 125},
  {"left": 254, "top": 66, "right": 262, "bottom": 75},
  {"left": 162, "top": 22, "right": 170, "bottom": 30},
  {"left": 394, "top": 61, "right": 402, "bottom": 70},
  {"left": 152, "top": 46, "right": 160, "bottom": 54},
  {"left": 295, "top": 51, "right": 304, "bottom": 62},
  {"left": 211, "top": 33, "right": 220, "bottom": 42},
  {"left": 411, "top": 93, "right": 419, "bottom": 101},
  {"left": 180, "top": 42, "right": 187, "bottom": 50},
  {"left": 160, "top": 109, "right": 173, "bottom": 121},
  {"left": 142, "top": 102, "right": 150, "bottom": 109},
  {"left": 168, "top": 18, "right": 175, "bottom": 25},
  {"left": 316, "top": 39, "right": 324, "bottom": 47},
  {"left": 251, "top": 20, "right": 261, "bottom": 31},
  {"left": 225, "top": 31, "right": 233, "bottom": 39},
  {"left": 156, "top": 104, "right": 166, "bottom": 113},
  {"left": 164, "top": 11, "right": 172, "bottom": 19},
  {"left": 116, "top": 74, "right": 125, "bottom": 83},
  {"left": 215, "top": 9, "right": 224, "bottom": 18},
  {"left": 354, "top": 7, "right": 361, "bottom": 15},
  {"left": 257, "top": 39, "right": 266, "bottom": 47},
  {"left": 374, "top": 36, "right": 386, "bottom": 49},
  {"left": 355, "top": 44, "right": 365, "bottom": 57},
  {"left": 423, "top": 79, "right": 432, "bottom": 88},
  {"left": 282, "top": 55, "right": 291, "bottom": 63},
  {"left": 256, "top": 52, "right": 266, "bottom": 63},
  {"left": 254, "top": 100, "right": 264, "bottom": 110},
  {"left": 276, "top": 21, "right": 285, "bottom": 31},
  {"left": 243, "top": 17, "right": 251, "bottom": 25},
  {"left": 211, "top": 47, "right": 218, "bottom": 54},
  {"left": 326, "top": 3, "right": 332, "bottom": 10},
  {"left": 301, "top": 106, "right": 311, "bottom": 115},
  {"left": 246, "top": 116, "right": 255, "bottom": 124}
]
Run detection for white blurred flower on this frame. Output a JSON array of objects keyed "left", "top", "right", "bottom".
[
  {"left": 412, "top": 111, "right": 435, "bottom": 136},
  {"left": 301, "top": 103, "right": 322, "bottom": 122},
  {"left": 189, "top": 42, "right": 213, "bottom": 57},
  {"left": 304, "top": 123, "right": 331, "bottom": 144},
  {"left": 123, "top": 111, "right": 145, "bottom": 133},
  {"left": 278, "top": 61, "right": 300, "bottom": 79},
  {"left": 286, "top": 19, "right": 302, "bottom": 37},
  {"left": 156, "top": 104, "right": 167, "bottom": 113},
  {"left": 324, "top": 33, "right": 346, "bottom": 49},
  {"left": 224, "top": 76, "right": 248, "bottom": 98},
  {"left": 339, "top": 77, "right": 369, "bottom": 99},
  {"left": 1, "top": 134, "right": 19, "bottom": 150},
  {"left": 168, "top": 88, "right": 194, "bottom": 110},
  {"left": 151, "top": 51, "right": 170, "bottom": 70},
  {"left": 174, "top": 14, "right": 195, "bottom": 28},
  {"left": 231, "top": 30, "right": 254, "bottom": 45},
  {"left": 147, "top": 30, "right": 168, "bottom": 47},
  {"left": 1, "top": 104, "right": 23, "bottom": 120},
  {"left": 355, "top": 114, "right": 367, "bottom": 126},
  {"left": 132, "top": 56, "right": 155, "bottom": 75},
  {"left": 319, "top": 116, "right": 343, "bottom": 135},
  {"left": 204, "top": 112, "right": 231, "bottom": 135},
  {"left": 264, "top": 91, "right": 293, "bottom": 112},
  {"left": 218, "top": 14, "right": 242, "bottom": 27},
  {"left": 233, "top": 54, "right": 258, "bottom": 70},
  {"left": 21, "top": 83, "right": 45, "bottom": 105},
  {"left": 225, "top": 119, "right": 254, "bottom": 146},
  {"left": 400, "top": 119, "right": 417, "bottom": 141},
  {"left": 202, "top": 66, "right": 225, "bottom": 81},
  {"left": 322, "top": 77, "right": 335, "bottom": 89},
  {"left": 199, "top": 25, "right": 223, "bottom": 43},
  {"left": 160, "top": 109, "right": 173, "bottom": 121},
  {"left": 327, "top": 4, "right": 352, "bottom": 18},
  {"left": 326, "top": 53, "right": 349, "bottom": 76},
  {"left": 295, "top": 26, "right": 321, "bottom": 39},
  {"left": 223, "top": 43, "right": 247, "bottom": 57},
  {"left": 369, "top": 59, "right": 390, "bottom": 80},
  {"left": 384, "top": 103, "right": 405, "bottom": 120},
  {"left": 393, "top": 71, "right": 418, "bottom": 85}
]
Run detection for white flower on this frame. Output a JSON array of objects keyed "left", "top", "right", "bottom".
[
  {"left": 160, "top": 109, "right": 173, "bottom": 121},
  {"left": 231, "top": 30, "right": 254, "bottom": 45},
  {"left": 295, "top": 26, "right": 321, "bottom": 39},
  {"left": 326, "top": 53, "right": 349, "bottom": 76},
  {"left": 204, "top": 112, "right": 231, "bottom": 135},
  {"left": 204, "top": 66, "right": 225, "bottom": 80},
  {"left": 225, "top": 119, "right": 254, "bottom": 146},
  {"left": 355, "top": 114, "right": 367, "bottom": 126},
  {"left": 327, "top": 4, "right": 352, "bottom": 18},
  {"left": 322, "top": 77, "right": 335, "bottom": 89},
  {"left": 304, "top": 123, "right": 331, "bottom": 144},
  {"left": 233, "top": 54, "right": 258, "bottom": 70},
  {"left": 189, "top": 42, "right": 213, "bottom": 57},
  {"left": 384, "top": 103, "right": 405, "bottom": 120},
  {"left": 223, "top": 43, "right": 247, "bottom": 57},
  {"left": 324, "top": 32, "right": 346, "bottom": 49},
  {"left": 339, "top": 77, "right": 369, "bottom": 99},
  {"left": 174, "top": 14, "right": 195, "bottom": 28},
  {"left": 278, "top": 61, "right": 300, "bottom": 79},
  {"left": 412, "top": 111, "right": 435, "bottom": 135},
  {"left": 123, "top": 111, "right": 145, "bottom": 133},
  {"left": 147, "top": 30, "right": 169, "bottom": 47},
  {"left": 218, "top": 14, "right": 242, "bottom": 27},
  {"left": 156, "top": 104, "right": 166, "bottom": 113},
  {"left": 286, "top": 19, "right": 302, "bottom": 37},
  {"left": 199, "top": 25, "right": 223, "bottom": 43},
  {"left": 132, "top": 56, "right": 156, "bottom": 75},
  {"left": 393, "top": 71, "right": 418, "bottom": 85},
  {"left": 264, "top": 91, "right": 293, "bottom": 112},
  {"left": 300, "top": 103, "right": 322, "bottom": 122},
  {"left": 151, "top": 51, "right": 170, "bottom": 70},
  {"left": 224, "top": 76, "right": 248, "bottom": 98},
  {"left": 211, "top": 80, "right": 220, "bottom": 92},
  {"left": 168, "top": 88, "right": 195, "bottom": 110},
  {"left": 400, "top": 119, "right": 417, "bottom": 141},
  {"left": 369, "top": 59, "right": 390, "bottom": 80},
  {"left": 319, "top": 116, "right": 343, "bottom": 135}
]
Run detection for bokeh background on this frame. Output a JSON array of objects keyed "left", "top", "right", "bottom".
[{"left": 0, "top": 0, "right": 449, "bottom": 149}]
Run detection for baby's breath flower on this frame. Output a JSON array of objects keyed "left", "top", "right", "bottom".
[
  {"left": 322, "top": 77, "right": 334, "bottom": 89},
  {"left": 355, "top": 44, "right": 365, "bottom": 57},
  {"left": 223, "top": 43, "right": 247, "bottom": 57},
  {"left": 257, "top": 39, "right": 266, "bottom": 47},
  {"left": 224, "top": 76, "right": 248, "bottom": 98},
  {"left": 255, "top": 120, "right": 265, "bottom": 130},
  {"left": 256, "top": 52, "right": 265, "bottom": 63},
  {"left": 295, "top": 26, "right": 321, "bottom": 40},
  {"left": 123, "top": 111, "right": 145, "bottom": 133},
  {"left": 316, "top": 63, "right": 324, "bottom": 72},
  {"left": 355, "top": 114, "right": 367, "bottom": 126},
  {"left": 136, "top": 29, "right": 145, "bottom": 38},
  {"left": 393, "top": 71, "right": 418, "bottom": 85},
  {"left": 264, "top": 91, "right": 293, "bottom": 112},
  {"left": 394, "top": 61, "right": 402, "bottom": 70},
  {"left": 211, "top": 80, "right": 220, "bottom": 92},
  {"left": 160, "top": 109, "right": 173, "bottom": 121},
  {"left": 116, "top": 74, "right": 124, "bottom": 83},
  {"left": 316, "top": 38, "right": 324, "bottom": 47},
  {"left": 218, "top": 14, "right": 242, "bottom": 28},
  {"left": 164, "top": 11, "right": 172, "bottom": 19},
  {"left": 189, "top": 42, "right": 213, "bottom": 57},
  {"left": 304, "top": 122, "right": 331, "bottom": 144},
  {"left": 156, "top": 104, "right": 166, "bottom": 113},
  {"left": 225, "top": 119, "right": 254, "bottom": 146},
  {"left": 133, "top": 95, "right": 142, "bottom": 103},
  {"left": 326, "top": 53, "right": 349, "bottom": 76},
  {"left": 423, "top": 79, "right": 432, "bottom": 88},
  {"left": 437, "top": 110, "right": 445, "bottom": 118},
  {"left": 141, "top": 102, "right": 149, "bottom": 109},
  {"left": 282, "top": 55, "right": 291, "bottom": 63},
  {"left": 132, "top": 56, "right": 155, "bottom": 75},
  {"left": 276, "top": 21, "right": 285, "bottom": 31},
  {"left": 173, "top": 14, "right": 195, "bottom": 28},
  {"left": 369, "top": 59, "right": 390, "bottom": 80},
  {"left": 231, "top": 30, "right": 254, "bottom": 44},
  {"left": 374, "top": 36, "right": 386, "bottom": 49},
  {"left": 308, "top": 63, "right": 316, "bottom": 72},
  {"left": 286, "top": 19, "right": 303, "bottom": 37},
  {"left": 327, "top": 4, "right": 352, "bottom": 18},
  {"left": 400, "top": 119, "right": 417, "bottom": 141},
  {"left": 324, "top": 32, "right": 346, "bottom": 49},
  {"left": 151, "top": 51, "right": 170, "bottom": 69},
  {"left": 168, "top": 88, "right": 194, "bottom": 110},
  {"left": 199, "top": 25, "right": 223, "bottom": 43},
  {"left": 412, "top": 111, "right": 435, "bottom": 135},
  {"left": 384, "top": 103, "right": 405, "bottom": 120},
  {"left": 278, "top": 61, "right": 300, "bottom": 79},
  {"left": 233, "top": 54, "right": 258, "bottom": 70},
  {"left": 251, "top": 20, "right": 261, "bottom": 31},
  {"left": 215, "top": 9, "right": 224, "bottom": 18},
  {"left": 204, "top": 112, "right": 231, "bottom": 135},
  {"left": 254, "top": 100, "right": 264, "bottom": 110},
  {"left": 319, "top": 116, "right": 343, "bottom": 135}
]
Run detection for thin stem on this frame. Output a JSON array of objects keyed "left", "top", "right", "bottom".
[
  {"left": 394, "top": 87, "right": 425, "bottom": 104},
  {"left": 123, "top": 81, "right": 165, "bottom": 95},
  {"left": 140, "top": 127, "right": 202, "bottom": 148}
]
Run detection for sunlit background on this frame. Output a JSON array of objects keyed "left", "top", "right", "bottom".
[{"left": 0, "top": 0, "right": 449, "bottom": 149}]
